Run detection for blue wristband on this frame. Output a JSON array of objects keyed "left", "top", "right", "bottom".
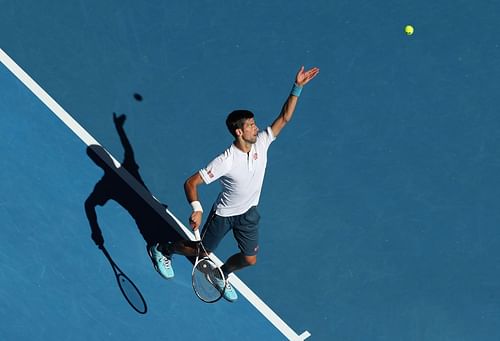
[{"left": 291, "top": 83, "right": 303, "bottom": 97}]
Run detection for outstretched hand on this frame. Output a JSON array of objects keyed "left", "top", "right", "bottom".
[
  {"left": 295, "top": 66, "right": 320, "bottom": 87},
  {"left": 113, "top": 112, "right": 126, "bottom": 127}
]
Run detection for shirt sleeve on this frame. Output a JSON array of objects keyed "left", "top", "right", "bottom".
[
  {"left": 256, "top": 126, "right": 276, "bottom": 150},
  {"left": 199, "top": 149, "right": 233, "bottom": 185}
]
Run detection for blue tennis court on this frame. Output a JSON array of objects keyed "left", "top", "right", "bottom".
[{"left": 2, "top": 1, "right": 500, "bottom": 340}]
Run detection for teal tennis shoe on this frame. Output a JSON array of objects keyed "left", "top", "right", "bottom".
[
  {"left": 211, "top": 275, "right": 238, "bottom": 302},
  {"left": 148, "top": 244, "right": 174, "bottom": 279}
]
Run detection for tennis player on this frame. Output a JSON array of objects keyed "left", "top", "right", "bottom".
[{"left": 149, "top": 66, "right": 319, "bottom": 301}]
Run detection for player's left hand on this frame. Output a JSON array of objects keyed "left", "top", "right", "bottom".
[{"left": 295, "top": 66, "right": 320, "bottom": 87}]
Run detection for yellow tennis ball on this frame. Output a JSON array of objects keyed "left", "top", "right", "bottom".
[{"left": 404, "top": 25, "right": 414, "bottom": 36}]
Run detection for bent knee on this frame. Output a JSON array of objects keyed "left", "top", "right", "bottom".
[{"left": 244, "top": 255, "right": 257, "bottom": 266}]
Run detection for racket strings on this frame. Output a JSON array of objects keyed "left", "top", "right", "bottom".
[
  {"left": 117, "top": 274, "right": 147, "bottom": 313},
  {"left": 193, "top": 261, "right": 225, "bottom": 302},
  {"left": 196, "top": 241, "right": 224, "bottom": 282},
  {"left": 192, "top": 232, "right": 226, "bottom": 303}
]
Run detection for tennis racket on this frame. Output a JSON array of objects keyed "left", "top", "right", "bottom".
[
  {"left": 191, "top": 229, "right": 226, "bottom": 303},
  {"left": 101, "top": 246, "right": 148, "bottom": 314}
]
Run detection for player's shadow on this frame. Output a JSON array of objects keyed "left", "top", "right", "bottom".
[{"left": 84, "top": 114, "right": 184, "bottom": 312}]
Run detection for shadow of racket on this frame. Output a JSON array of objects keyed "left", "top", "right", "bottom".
[{"left": 100, "top": 246, "right": 148, "bottom": 314}]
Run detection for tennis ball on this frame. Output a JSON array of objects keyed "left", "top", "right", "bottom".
[
  {"left": 404, "top": 25, "right": 414, "bottom": 36},
  {"left": 133, "top": 93, "right": 143, "bottom": 101}
]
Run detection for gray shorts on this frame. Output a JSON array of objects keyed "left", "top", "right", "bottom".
[{"left": 201, "top": 206, "right": 260, "bottom": 256}]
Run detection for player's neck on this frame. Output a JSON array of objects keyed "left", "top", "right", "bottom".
[{"left": 234, "top": 139, "right": 252, "bottom": 153}]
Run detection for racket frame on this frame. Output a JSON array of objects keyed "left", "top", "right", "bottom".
[{"left": 191, "top": 229, "right": 226, "bottom": 303}]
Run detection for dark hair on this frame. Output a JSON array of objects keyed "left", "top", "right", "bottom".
[{"left": 225, "top": 110, "right": 254, "bottom": 137}]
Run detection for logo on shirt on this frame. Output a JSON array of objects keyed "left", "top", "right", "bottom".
[
  {"left": 253, "top": 153, "right": 258, "bottom": 160},
  {"left": 207, "top": 169, "right": 214, "bottom": 178}
]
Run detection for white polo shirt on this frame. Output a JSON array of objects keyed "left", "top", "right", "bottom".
[{"left": 199, "top": 126, "right": 276, "bottom": 217}]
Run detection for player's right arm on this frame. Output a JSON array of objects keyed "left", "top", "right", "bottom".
[
  {"left": 186, "top": 150, "right": 231, "bottom": 230},
  {"left": 184, "top": 172, "right": 205, "bottom": 230}
]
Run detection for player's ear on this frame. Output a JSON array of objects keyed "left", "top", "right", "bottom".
[{"left": 235, "top": 128, "right": 243, "bottom": 137}]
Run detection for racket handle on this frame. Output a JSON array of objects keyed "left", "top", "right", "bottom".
[{"left": 194, "top": 229, "right": 201, "bottom": 241}]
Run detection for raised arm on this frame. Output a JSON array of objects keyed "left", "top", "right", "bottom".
[
  {"left": 113, "top": 113, "right": 135, "bottom": 163},
  {"left": 271, "top": 66, "right": 320, "bottom": 137}
]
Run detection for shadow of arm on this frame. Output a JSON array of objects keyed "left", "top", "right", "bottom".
[
  {"left": 84, "top": 193, "right": 105, "bottom": 247},
  {"left": 113, "top": 113, "right": 135, "bottom": 167}
]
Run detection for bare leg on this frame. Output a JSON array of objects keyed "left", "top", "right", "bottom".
[
  {"left": 221, "top": 252, "right": 257, "bottom": 276},
  {"left": 160, "top": 243, "right": 256, "bottom": 276},
  {"left": 159, "top": 240, "right": 198, "bottom": 257}
]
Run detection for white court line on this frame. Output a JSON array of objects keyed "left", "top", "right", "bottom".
[{"left": 0, "top": 48, "right": 311, "bottom": 341}]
